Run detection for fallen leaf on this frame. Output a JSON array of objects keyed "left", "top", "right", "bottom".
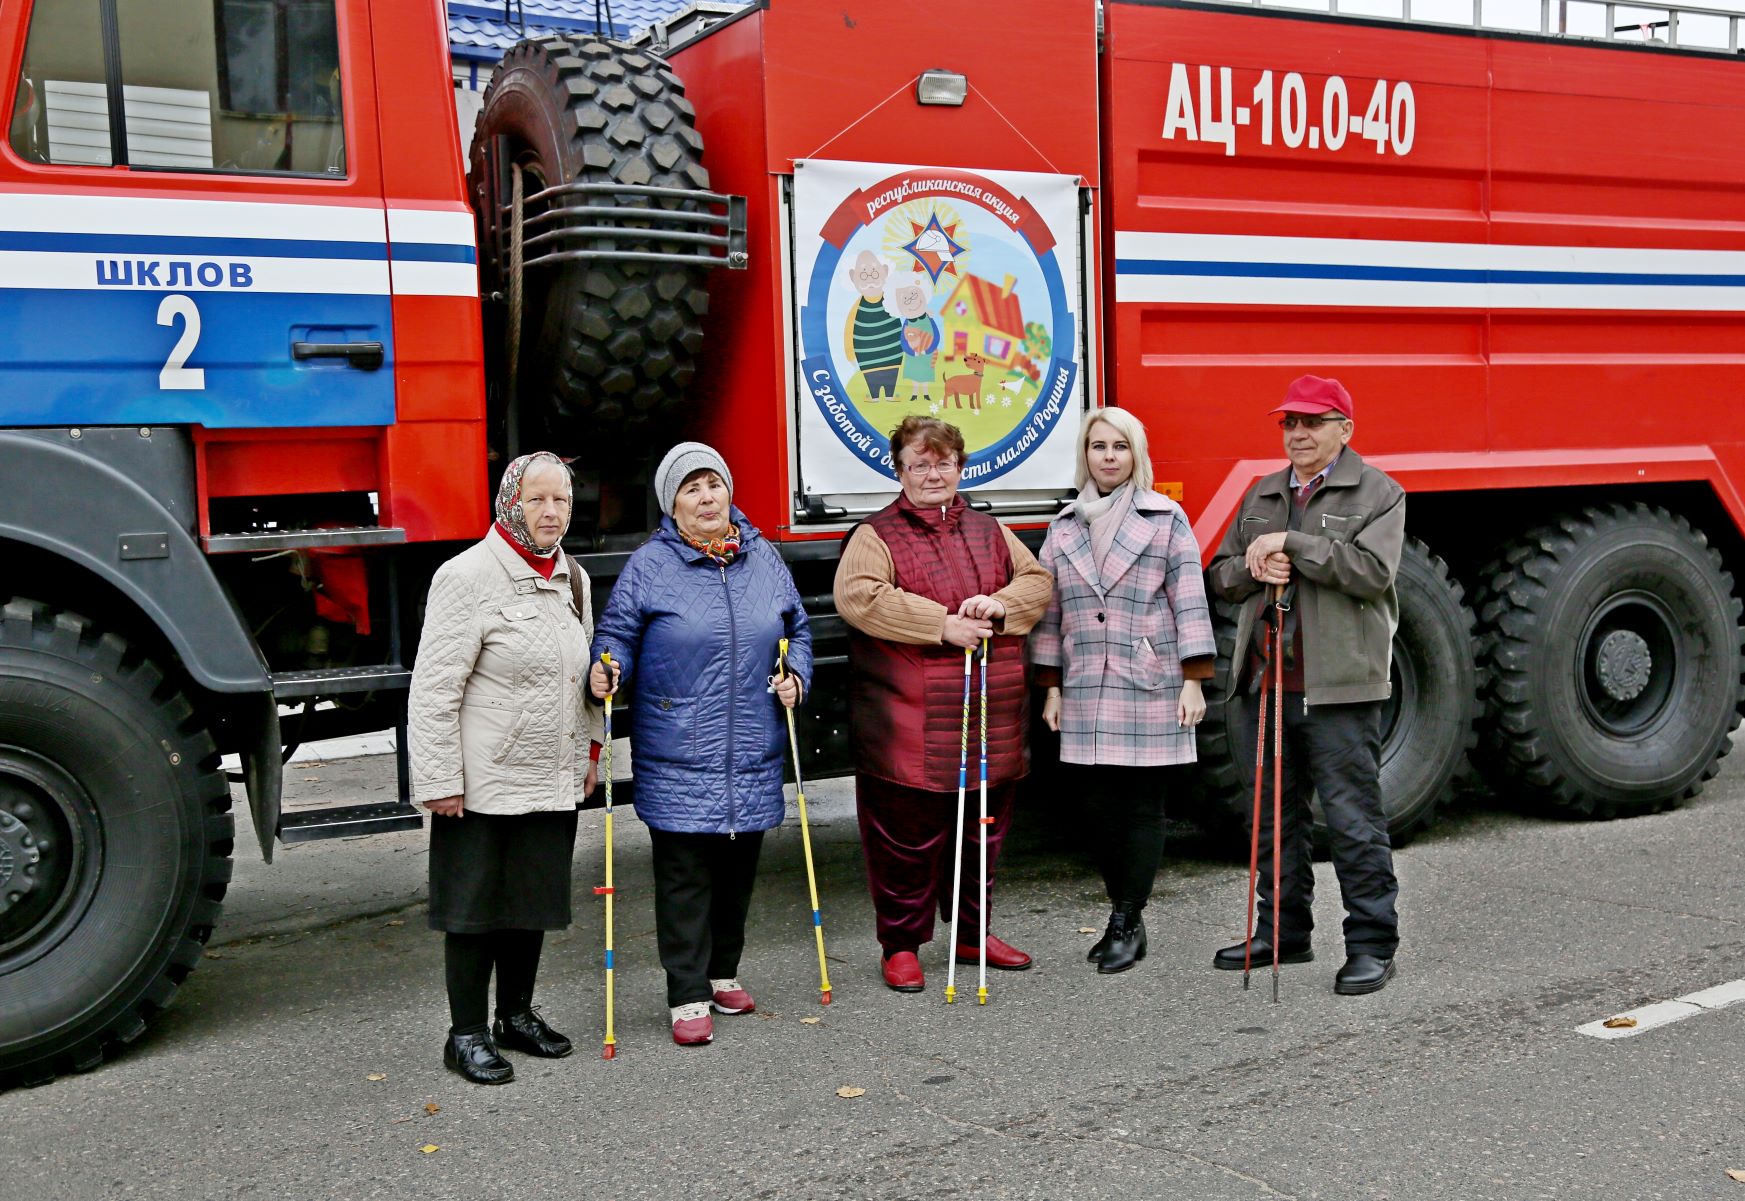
[
  {"left": 424, "top": 1103, "right": 440, "bottom": 1115},
  {"left": 836, "top": 1086, "right": 866, "bottom": 1099},
  {"left": 800, "top": 1017, "right": 821, "bottom": 1025},
  {"left": 1077, "top": 927, "right": 1098, "bottom": 935},
  {"left": 205, "top": 952, "right": 224, "bottom": 959},
  {"left": 1726, "top": 1169, "right": 1745, "bottom": 1184},
  {"left": 302, "top": 776, "right": 321, "bottom": 783},
  {"left": 1603, "top": 1016, "right": 1638, "bottom": 1029},
  {"left": 419, "top": 1145, "right": 439, "bottom": 1155},
  {"left": 385, "top": 920, "right": 405, "bottom": 927},
  {"left": 366, "top": 1073, "right": 387, "bottom": 1081}
]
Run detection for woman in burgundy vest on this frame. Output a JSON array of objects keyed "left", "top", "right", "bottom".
[{"left": 833, "top": 416, "right": 1054, "bottom": 993}]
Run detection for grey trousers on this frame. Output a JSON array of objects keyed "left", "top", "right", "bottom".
[{"left": 1237, "top": 697, "right": 1400, "bottom": 957}]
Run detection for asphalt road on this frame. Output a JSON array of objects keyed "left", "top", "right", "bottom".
[{"left": 5, "top": 751, "right": 1745, "bottom": 1201}]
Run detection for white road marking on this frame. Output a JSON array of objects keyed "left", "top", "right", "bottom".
[{"left": 1578, "top": 977, "right": 1745, "bottom": 1039}]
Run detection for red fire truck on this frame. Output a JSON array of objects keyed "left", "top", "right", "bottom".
[{"left": 2, "top": 0, "right": 1742, "bottom": 1083}]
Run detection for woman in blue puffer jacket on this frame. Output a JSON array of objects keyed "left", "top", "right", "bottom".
[{"left": 590, "top": 442, "right": 812, "bottom": 1048}]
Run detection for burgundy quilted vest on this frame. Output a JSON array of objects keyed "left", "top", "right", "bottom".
[{"left": 847, "top": 495, "right": 1030, "bottom": 790}]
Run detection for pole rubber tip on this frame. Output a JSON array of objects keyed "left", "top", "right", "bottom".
[
  {"left": 820, "top": 990, "right": 832, "bottom": 1005},
  {"left": 944, "top": 986, "right": 956, "bottom": 1004},
  {"left": 977, "top": 989, "right": 988, "bottom": 1005},
  {"left": 602, "top": 1044, "right": 616, "bottom": 1060}
]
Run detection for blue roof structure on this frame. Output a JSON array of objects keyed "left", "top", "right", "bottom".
[{"left": 447, "top": 0, "right": 706, "bottom": 61}]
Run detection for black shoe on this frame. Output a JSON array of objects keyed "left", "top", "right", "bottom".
[
  {"left": 493, "top": 1008, "right": 573, "bottom": 1058},
  {"left": 444, "top": 1030, "right": 514, "bottom": 1084},
  {"left": 1213, "top": 938, "right": 1313, "bottom": 970},
  {"left": 1087, "top": 910, "right": 1119, "bottom": 963},
  {"left": 1097, "top": 909, "right": 1148, "bottom": 975},
  {"left": 1334, "top": 954, "right": 1396, "bottom": 995}
]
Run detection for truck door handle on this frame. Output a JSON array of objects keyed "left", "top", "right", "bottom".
[{"left": 292, "top": 341, "right": 385, "bottom": 370}]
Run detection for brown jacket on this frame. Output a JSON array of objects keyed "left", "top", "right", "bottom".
[{"left": 1207, "top": 449, "right": 1405, "bottom": 707}]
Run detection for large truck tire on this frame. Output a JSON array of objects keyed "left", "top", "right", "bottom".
[
  {"left": 0, "top": 600, "right": 231, "bottom": 1087},
  {"left": 1474, "top": 503, "right": 1744, "bottom": 818},
  {"left": 470, "top": 37, "right": 711, "bottom": 452},
  {"left": 1191, "top": 539, "right": 1477, "bottom": 847}
]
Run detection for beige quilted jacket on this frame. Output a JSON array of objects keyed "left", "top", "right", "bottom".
[{"left": 409, "top": 528, "right": 605, "bottom": 814}]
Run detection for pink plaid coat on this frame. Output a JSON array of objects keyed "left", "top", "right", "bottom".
[{"left": 1030, "top": 489, "right": 1216, "bottom": 766}]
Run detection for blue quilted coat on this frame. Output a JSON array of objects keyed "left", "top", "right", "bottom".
[{"left": 591, "top": 510, "right": 812, "bottom": 835}]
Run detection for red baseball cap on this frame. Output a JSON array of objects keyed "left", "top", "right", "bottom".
[{"left": 1271, "top": 374, "right": 1353, "bottom": 419}]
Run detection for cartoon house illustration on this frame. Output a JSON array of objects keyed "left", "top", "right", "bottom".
[{"left": 938, "top": 272, "right": 1028, "bottom": 369}]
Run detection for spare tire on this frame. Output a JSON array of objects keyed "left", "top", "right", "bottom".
[{"left": 470, "top": 37, "right": 711, "bottom": 454}]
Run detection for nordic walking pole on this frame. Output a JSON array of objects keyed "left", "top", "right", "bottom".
[
  {"left": 1244, "top": 607, "right": 1271, "bottom": 992},
  {"left": 977, "top": 636, "right": 991, "bottom": 1006},
  {"left": 594, "top": 651, "right": 617, "bottom": 1059},
  {"left": 1271, "top": 585, "right": 1286, "bottom": 1004},
  {"left": 944, "top": 646, "right": 973, "bottom": 1005},
  {"left": 777, "top": 638, "right": 832, "bottom": 1005}
]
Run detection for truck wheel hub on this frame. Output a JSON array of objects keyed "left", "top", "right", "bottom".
[{"left": 1595, "top": 629, "right": 1653, "bottom": 702}]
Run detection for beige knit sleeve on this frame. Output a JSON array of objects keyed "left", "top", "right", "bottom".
[
  {"left": 991, "top": 525, "right": 1054, "bottom": 637},
  {"left": 833, "top": 524, "right": 948, "bottom": 645}
]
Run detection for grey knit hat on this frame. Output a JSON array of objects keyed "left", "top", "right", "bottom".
[{"left": 654, "top": 441, "right": 734, "bottom": 516}]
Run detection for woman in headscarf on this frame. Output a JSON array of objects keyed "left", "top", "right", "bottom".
[
  {"left": 590, "top": 443, "right": 812, "bottom": 1048},
  {"left": 408, "top": 452, "right": 602, "bottom": 1084},
  {"left": 1029, "top": 408, "right": 1216, "bottom": 974}
]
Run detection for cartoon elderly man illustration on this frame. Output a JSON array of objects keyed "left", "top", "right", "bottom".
[{"left": 846, "top": 251, "right": 907, "bottom": 401}]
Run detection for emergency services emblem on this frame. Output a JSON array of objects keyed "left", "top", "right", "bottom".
[{"left": 793, "top": 160, "right": 1083, "bottom": 495}]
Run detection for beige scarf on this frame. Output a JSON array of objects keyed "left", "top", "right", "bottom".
[{"left": 1070, "top": 481, "right": 1135, "bottom": 582}]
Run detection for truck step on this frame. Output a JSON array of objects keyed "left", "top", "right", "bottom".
[
  {"left": 273, "top": 665, "right": 412, "bottom": 698},
  {"left": 202, "top": 526, "right": 407, "bottom": 554},
  {"left": 277, "top": 802, "right": 423, "bottom": 843}
]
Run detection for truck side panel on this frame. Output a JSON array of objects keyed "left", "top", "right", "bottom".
[{"left": 1101, "top": 2, "right": 1745, "bottom": 541}]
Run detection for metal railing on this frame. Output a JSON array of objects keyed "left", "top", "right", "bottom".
[{"left": 1202, "top": 0, "right": 1745, "bottom": 53}]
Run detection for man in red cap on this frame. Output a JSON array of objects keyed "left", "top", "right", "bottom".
[{"left": 1206, "top": 374, "right": 1405, "bottom": 994}]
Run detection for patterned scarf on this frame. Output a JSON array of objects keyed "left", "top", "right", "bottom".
[
  {"left": 494, "top": 451, "right": 570, "bottom": 558},
  {"left": 680, "top": 523, "right": 741, "bottom": 566}
]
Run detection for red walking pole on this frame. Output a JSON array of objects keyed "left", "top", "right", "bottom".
[
  {"left": 1243, "top": 602, "right": 1271, "bottom": 992},
  {"left": 1271, "top": 585, "right": 1286, "bottom": 1003}
]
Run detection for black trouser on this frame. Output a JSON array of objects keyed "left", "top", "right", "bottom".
[
  {"left": 1238, "top": 696, "right": 1399, "bottom": 957},
  {"left": 1075, "top": 764, "right": 1175, "bottom": 910},
  {"left": 648, "top": 828, "right": 766, "bottom": 1008},
  {"left": 444, "top": 929, "right": 545, "bottom": 1034}
]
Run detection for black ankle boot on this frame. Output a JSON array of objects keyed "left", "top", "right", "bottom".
[
  {"left": 1097, "top": 908, "right": 1147, "bottom": 974},
  {"left": 444, "top": 1028, "right": 514, "bottom": 1084},
  {"left": 1087, "top": 909, "right": 1121, "bottom": 963}
]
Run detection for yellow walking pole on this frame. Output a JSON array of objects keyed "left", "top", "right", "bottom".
[
  {"left": 777, "top": 638, "right": 832, "bottom": 1006},
  {"left": 944, "top": 646, "right": 972, "bottom": 1005},
  {"left": 594, "top": 651, "right": 617, "bottom": 1059},
  {"left": 977, "top": 637, "right": 990, "bottom": 1006}
]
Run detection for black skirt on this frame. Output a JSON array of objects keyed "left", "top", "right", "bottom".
[{"left": 427, "top": 808, "right": 580, "bottom": 933}]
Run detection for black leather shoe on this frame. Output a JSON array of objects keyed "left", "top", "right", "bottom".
[
  {"left": 1097, "top": 910, "right": 1147, "bottom": 975},
  {"left": 493, "top": 1009, "right": 573, "bottom": 1058},
  {"left": 1334, "top": 954, "right": 1396, "bottom": 995},
  {"left": 1087, "top": 910, "right": 1119, "bottom": 963},
  {"left": 444, "top": 1030, "right": 514, "bottom": 1084},
  {"left": 1213, "top": 938, "right": 1313, "bottom": 970}
]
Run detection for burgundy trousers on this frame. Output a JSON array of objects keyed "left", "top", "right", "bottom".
[{"left": 855, "top": 774, "right": 1017, "bottom": 956}]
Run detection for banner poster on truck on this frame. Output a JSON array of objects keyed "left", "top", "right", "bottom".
[{"left": 793, "top": 159, "right": 1082, "bottom": 496}]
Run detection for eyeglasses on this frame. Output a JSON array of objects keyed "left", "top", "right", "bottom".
[
  {"left": 1278, "top": 414, "right": 1349, "bottom": 431},
  {"left": 901, "top": 459, "right": 961, "bottom": 478}
]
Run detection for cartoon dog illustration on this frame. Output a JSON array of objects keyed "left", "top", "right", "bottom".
[{"left": 942, "top": 353, "right": 987, "bottom": 411}]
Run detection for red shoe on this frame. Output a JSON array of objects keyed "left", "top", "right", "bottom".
[
  {"left": 881, "top": 951, "right": 925, "bottom": 992},
  {"left": 954, "top": 933, "right": 1034, "bottom": 971},
  {"left": 709, "top": 977, "right": 756, "bottom": 1015},
  {"left": 670, "top": 1002, "right": 714, "bottom": 1046}
]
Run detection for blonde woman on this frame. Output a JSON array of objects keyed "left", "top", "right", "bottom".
[{"left": 1029, "top": 408, "right": 1216, "bottom": 973}]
